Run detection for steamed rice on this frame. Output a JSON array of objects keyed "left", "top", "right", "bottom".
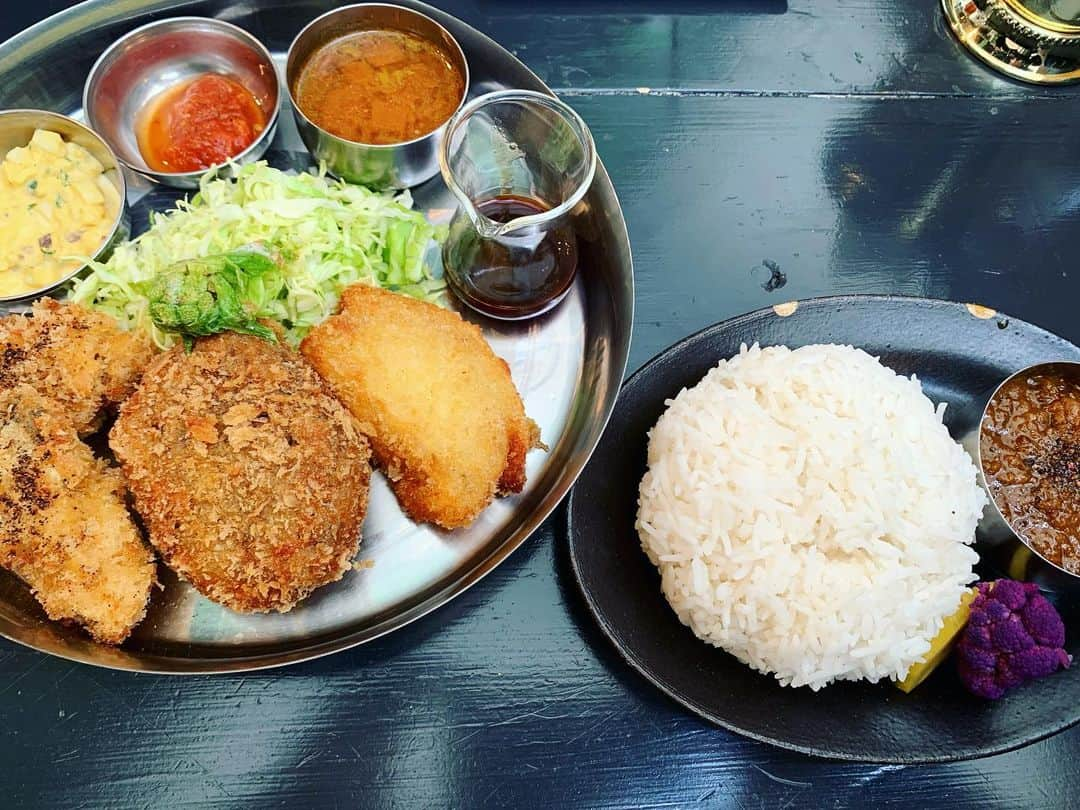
[{"left": 635, "top": 343, "right": 986, "bottom": 690}]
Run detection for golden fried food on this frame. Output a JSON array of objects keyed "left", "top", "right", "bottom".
[
  {"left": 301, "top": 284, "right": 543, "bottom": 530},
  {"left": 0, "top": 385, "right": 155, "bottom": 644},
  {"left": 0, "top": 299, "right": 154, "bottom": 435},
  {"left": 111, "top": 332, "right": 372, "bottom": 613}
]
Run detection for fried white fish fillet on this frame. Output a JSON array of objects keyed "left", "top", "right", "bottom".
[
  {"left": 111, "top": 332, "right": 372, "bottom": 613},
  {"left": 0, "top": 299, "right": 155, "bottom": 435},
  {"left": 301, "top": 284, "right": 543, "bottom": 530},
  {"left": 0, "top": 385, "right": 156, "bottom": 644}
]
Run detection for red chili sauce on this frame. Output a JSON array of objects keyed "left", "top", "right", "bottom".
[{"left": 137, "top": 74, "right": 266, "bottom": 173}]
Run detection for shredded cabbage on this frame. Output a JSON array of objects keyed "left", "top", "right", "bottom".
[{"left": 68, "top": 161, "right": 443, "bottom": 347}]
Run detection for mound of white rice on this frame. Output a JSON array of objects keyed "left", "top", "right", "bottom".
[{"left": 636, "top": 343, "right": 986, "bottom": 690}]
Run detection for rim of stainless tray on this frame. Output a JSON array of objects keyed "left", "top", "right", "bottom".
[{"left": 0, "top": 0, "right": 634, "bottom": 674}]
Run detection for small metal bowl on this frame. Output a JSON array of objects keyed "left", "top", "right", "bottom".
[
  {"left": 286, "top": 3, "right": 469, "bottom": 190},
  {"left": 83, "top": 17, "right": 280, "bottom": 190},
  {"left": 971, "top": 360, "right": 1080, "bottom": 589},
  {"left": 0, "top": 109, "right": 128, "bottom": 305}
]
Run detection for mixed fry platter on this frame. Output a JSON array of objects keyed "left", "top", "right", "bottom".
[{"left": 0, "top": 0, "right": 631, "bottom": 672}]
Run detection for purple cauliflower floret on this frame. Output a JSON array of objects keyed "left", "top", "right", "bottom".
[{"left": 955, "top": 580, "right": 1071, "bottom": 700}]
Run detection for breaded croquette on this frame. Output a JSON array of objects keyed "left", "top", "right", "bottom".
[
  {"left": 0, "top": 299, "right": 155, "bottom": 435},
  {"left": 301, "top": 284, "right": 543, "bottom": 530},
  {"left": 111, "top": 332, "right": 372, "bottom": 613},
  {"left": 0, "top": 385, "right": 156, "bottom": 644}
]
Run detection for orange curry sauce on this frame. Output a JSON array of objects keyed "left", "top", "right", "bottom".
[
  {"left": 137, "top": 74, "right": 267, "bottom": 173},
  {"left": 293, "top": 29, "right": 464, "bottom": 145}
]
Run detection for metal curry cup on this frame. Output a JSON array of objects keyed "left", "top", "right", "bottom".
[
  {"left": 960, "top": 360, "right": 1080, "bottom": 591},
  {"left": 285, "top": 3, "right": 469, "bottom": 190}
]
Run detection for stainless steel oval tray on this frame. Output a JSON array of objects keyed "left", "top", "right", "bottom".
[{"left": 0, "top": 0, "right": 633, "bottom": 672}]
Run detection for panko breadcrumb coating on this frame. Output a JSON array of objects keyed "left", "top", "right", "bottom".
[
  {"left": 0, "top": 385, "right": 156, "bottom": 644},
  {"left": 110, "top": 332, "right": 372, "bottom": 613},
  {"left": 301, "top": 284, "right": 543, "bottom": 530},
  {"left": 0, "top": 299, "right": 155, "bottom": 435}
]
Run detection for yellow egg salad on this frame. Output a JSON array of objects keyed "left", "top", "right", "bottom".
[{"left": 0, "top": 129, "right": 121, "bottom": 298}]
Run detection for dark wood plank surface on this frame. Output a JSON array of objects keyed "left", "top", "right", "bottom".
[{"left": 3, "top": 1, "right": 1079, "bottom": 807}]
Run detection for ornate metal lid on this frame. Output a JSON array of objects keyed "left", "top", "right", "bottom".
[{"left": 943, "top": 0, "right": 1080, "bottom": 83}]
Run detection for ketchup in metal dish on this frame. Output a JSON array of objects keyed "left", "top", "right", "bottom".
[
  {"left": 137, "top": 74, "right": 266, "bottom": 173},
  {"left": 443, "top": 195, "right": 579, "bottom": 320}
]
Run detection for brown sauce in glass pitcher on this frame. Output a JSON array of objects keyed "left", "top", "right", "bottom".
[{"left": 442, "top": 194, "right": 578, "bottom": 320}]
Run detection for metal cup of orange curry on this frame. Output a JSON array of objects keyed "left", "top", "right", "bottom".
[
  {"left": 285, "top": 4, "right": 469, "bottom": 190},
  {"left": 973, "top": 360, "right": 1080, "bottom": 583}
]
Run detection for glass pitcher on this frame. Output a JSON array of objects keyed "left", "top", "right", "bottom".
[{"left": 439, "top": 89, "right": 596, "bottom": 319}]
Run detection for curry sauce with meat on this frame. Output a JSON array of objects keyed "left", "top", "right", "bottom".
[{"left": 981, "top": 366, "right": 1080, "bottom": 572}]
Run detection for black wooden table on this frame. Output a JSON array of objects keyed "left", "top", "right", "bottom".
[{"left": 4, "top": 2, "right": 1079, "bottom": 807}]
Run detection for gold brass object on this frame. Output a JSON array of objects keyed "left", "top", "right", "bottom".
[
  {"left": 1004, "top": 0, "right": 1080, "bottom": 34},
  {"left": 942, "top": 0, "right": 1080, "bottom": 83}
]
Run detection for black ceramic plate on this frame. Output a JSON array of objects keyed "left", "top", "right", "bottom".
[{"left": 567, "top": 295, "right": 1080, "bottom": 763}]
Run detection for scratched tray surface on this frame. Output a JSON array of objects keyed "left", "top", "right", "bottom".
[{"left": 0, "top": 0, "right": 632, "bottom": 672}]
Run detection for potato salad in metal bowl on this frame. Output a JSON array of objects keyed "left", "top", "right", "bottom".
[{"left": 0, "top": 128, "right": 121, "bottom": 298}]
